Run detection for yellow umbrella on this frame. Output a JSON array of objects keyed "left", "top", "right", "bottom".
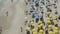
[
  {"left": 30, "top": 21, "right": 35, "bottom": 24},
  {"left": 49, "top": 15, "right": 52, "bottom": 18},
  {"left": 54, "top": 20, "right": 58, "bottom": 23},
  {"left": 54, "top": 15, "right": 59, "bottom": 18},
  {"left": 59, "top": 27, "right": 60, "bottom": 30},
  {"left": 48, "top": 25, "right": 52, "bottom": 29},
  {"left": 32, "top": 29, "right": 36, "bottom": 32},
  {"left": 37, "top": 25, "right": 41, "bottom": 29},
  {"left": 47, "top": 20, "right": 51, "bottom": 24},
  {"left": 26, "top": 26, "right": 30, "bottom": 31},
  {"left": 47, "top": 17, "right": 50, "bottom": 21},
  {"left": 55, "top": 27, "right": 59, "bottom": 31},
  {"left": 38, "top": 33, "right": 43, "bottom": 34},
  {"left": 55, "top": 30, "right": 59, "bottom": 34},
  {"left": 48, "top": 31, "right": 54, "bottom": 34},
  {"left": 33, "top": 31, "right": 37, "bottom": 34},
  {"left": 39, "top": 29, "right": 44, "bottom": 33},
  {"left": 40, "top": 24, "right": 43, "bottom": 27},
  {"left": 37, "top": 23, "right": 43, "bottom": 29}
]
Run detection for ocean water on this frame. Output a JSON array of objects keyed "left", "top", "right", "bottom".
[
  {"left": 0, "top": 0, "right": 7, "bottom": 16},
  {"left": 0, "top": 0, "right": 6, "bottom": 10}
]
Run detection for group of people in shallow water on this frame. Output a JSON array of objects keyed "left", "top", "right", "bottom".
[{"left": 23, "top": 0, "right": 60, "bottom": 34}]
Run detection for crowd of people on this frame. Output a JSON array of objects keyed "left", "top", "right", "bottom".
[{"left": 24, "top": 0, "right": 60, "bottom": 34}]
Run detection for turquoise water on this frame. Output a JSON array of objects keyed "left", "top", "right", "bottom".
[{"left": 0, "top": 0, "right": 5, "bottom": 9}]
